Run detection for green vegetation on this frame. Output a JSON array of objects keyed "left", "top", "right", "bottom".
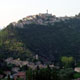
[
  {"left": 26, "top": 67, "right": 58, "bottom": 80},
  {"left": 61, "top": 56, "right": 74, "bottom": 68},
  {"left": 0, "top": 14, "right": 80, "bottom": 63},
  {"left": 73, "top": 72, "right": 80, "bottom": 79},
  {"left": 58, "top": 68, "right": 74, "bottom": 80}
]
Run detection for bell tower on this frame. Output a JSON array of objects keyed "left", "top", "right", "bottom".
[{"left": 47, "top": 9, "right": 48, "bottom": 14}]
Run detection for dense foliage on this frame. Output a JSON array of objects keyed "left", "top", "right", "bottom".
[{"left": 0, "top": 15, "right": 80, "bottom": 63}]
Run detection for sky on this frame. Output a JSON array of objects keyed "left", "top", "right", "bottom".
[{"left": 0, "top": 0, "right": 80, "bottom": 29}]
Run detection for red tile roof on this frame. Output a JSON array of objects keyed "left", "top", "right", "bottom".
[{"left": 15, "top": 72, "right": 25, "bottom": 76}]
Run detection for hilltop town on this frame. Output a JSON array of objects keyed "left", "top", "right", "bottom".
[{"left": 11, "top": 12, "right": 70, "bottom": 28}]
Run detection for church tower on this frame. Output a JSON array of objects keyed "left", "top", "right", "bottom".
[{"left": 47, "top": 10, "right": 48, "bottom": 14}]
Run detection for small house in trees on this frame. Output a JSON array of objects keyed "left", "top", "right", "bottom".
[{"left": 14, "top": 72, "right": 26, "bottom": 80}]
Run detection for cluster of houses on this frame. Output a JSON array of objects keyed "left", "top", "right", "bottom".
[
  {"left": 0, "top": 57, "right": 55, "bottom": 80},
  {"left": 11, "top": 12, "right": 70, "bottom": 28},
  {"left": 0, "top": 57, "right": 80, "bottom": 80},
  {"left": 5, "top": 57, "right": 55, "bottom": 70},
  {"left": 0, "top": 58, "right": 26, "bottom": 80},
  {"left": 0, "top": 71, "right": 26, "bottom": 80}
]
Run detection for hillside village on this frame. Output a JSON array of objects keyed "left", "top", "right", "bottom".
[
  {"left": 0, "top": 57, "right": 55, "bottom": 80},
  {"left": 11, "top": 12, "right": 70, "bottom": 28},
  {"left": 0, "top": 57, "right": 80, "bottom": 80},
  {"left": 5, "top": 57, "right": 52, "bottom": 70},
  {"left": 1, "top": 12, "right": 80, "bottom": 80}
]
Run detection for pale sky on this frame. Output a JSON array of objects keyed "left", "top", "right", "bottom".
[{"left": 0, "top": 0, "right": 80, "bottom": 29}]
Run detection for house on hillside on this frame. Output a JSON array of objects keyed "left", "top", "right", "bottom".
[
  {"left": 74, "top": 67, "right": 80, "bottom": 72},
  {"left": 14, "top": 72, "right": 26, "bottom": 80}
]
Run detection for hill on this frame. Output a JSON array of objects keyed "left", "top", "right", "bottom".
[{"left": 0, "top": 13, "right": 80, "bottom": 63}]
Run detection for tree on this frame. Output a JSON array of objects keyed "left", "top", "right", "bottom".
[
  {"left": 51, "top": 68, "right": 58, "bottom": 80},
  {"left": 61, "top": 56, "right": 74, "bottom": 68},
  {"left": 7, "top": 75, "right": 10, "bottom": 80},
  {"left": 26, "top": 68, "right": 33, "bottom": 80},
  {"left": 58, "top": 68, "right": 74, "bottom": 80},
  {"left": 73, "top": 72, "right": 80, "bottom": 79}
]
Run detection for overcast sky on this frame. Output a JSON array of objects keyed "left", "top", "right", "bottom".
[{"left": 0, "top": 0, "right": 80, "bottom": 29}]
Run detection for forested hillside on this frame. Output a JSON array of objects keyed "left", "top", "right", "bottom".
[{"left": 0, "top": 13, "right": 80, "bottom": 63}]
